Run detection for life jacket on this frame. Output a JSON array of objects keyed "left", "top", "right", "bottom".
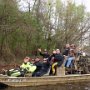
[
  {"left": 20, "top": 62, "right": 36, "bottom": 73},
  {"left": 7, "top": 69, "right": 23, "bottom": 77}
]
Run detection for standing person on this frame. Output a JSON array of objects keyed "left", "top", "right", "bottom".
[
  {"left": 63, "top": 44, "right": 70, "bottom": 69},
  {"left": 38, "top": 48, "right": 50, "bottom": 59},
  {"left": 63, "top": 44, "right": 70, "bottom": 56},
  {"left": 51, "top": 49, "right": 64, "bottom": 75},
  {"left": 70, "top": 44, "right": 77, "bottom": 54}
]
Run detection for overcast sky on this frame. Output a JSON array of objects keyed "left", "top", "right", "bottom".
[
  {"left": 19, "top": 0, "right": 90, "bottom": 12},
  {"left": 74, "top": 0, "right": 90, "bottom": 12},
  {"left": 64, "top": 0, "right": 90, "bottom": 12}
]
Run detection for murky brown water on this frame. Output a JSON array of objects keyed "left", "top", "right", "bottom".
[{"left": 1, "top": 83, "right": 90, "bottom": 90}]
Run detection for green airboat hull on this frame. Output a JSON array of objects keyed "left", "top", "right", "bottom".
[{"left": 0, "top": 74, "right": 90, "bottom": 87}]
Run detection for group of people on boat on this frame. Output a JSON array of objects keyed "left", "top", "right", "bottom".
[{"left": 6, "top": 44, "right": 86, "bottom": 77}]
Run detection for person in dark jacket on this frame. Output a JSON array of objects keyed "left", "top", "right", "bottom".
[
  {"left": 48, "top": 50, "right": 57, "bottom": 75},
  {"left": 38, "top": 48, "right": 50, "bottom": 59},
  {"left": 50, "top": 49, "right": 64, "bottom": 75},
  {"left": 32, "top": 57, "right": 50, "bottom": 77},
  {"left": 42, "top": 58, "right": 50, "bottom": 75},
  {"left": 32, "top": 57, "right": 43, "bottom": 77},
  {"left": 63, "top": 44, "right": 70, "bottom": 56}
]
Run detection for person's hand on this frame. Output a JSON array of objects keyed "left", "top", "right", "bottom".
[{"left": 38, "top": 48, "right": 41, "bottom": 52}]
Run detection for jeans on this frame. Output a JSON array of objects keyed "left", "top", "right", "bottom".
[{"left": 65, "top": 57, "right": 74, "bottom": 68}]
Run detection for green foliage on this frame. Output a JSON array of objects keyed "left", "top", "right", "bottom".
[{"left": 0, "top": 0, "right": 90, "bottom": 64}]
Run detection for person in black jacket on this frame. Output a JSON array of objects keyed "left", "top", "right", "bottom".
[
  {"left": 32, "top": 57, "right": 50, "bottom": 77},
  {"left": 63, "top": 44, "right": 70, "bottom": 56},
  {"left": 48, "top": 50, "right": 57, "bottom": 75},
  {"left": 42, "top": 58, "right": 50, "bottom": 75},
  {"left": 51, "top": 49, "right": 64, "bottom": 75},
  {"left": 32, "top": 57, "right": 43, "bottom": 77},
  {"left": 38, "top": 48, "right": 50, "bottom": 59}
]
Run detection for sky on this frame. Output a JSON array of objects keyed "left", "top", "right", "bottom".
[
  {"left": 19, "top": 0, "right": 90, "bottom": 12},
  {"left": 76, "top": 0, "right": 90, "bottom": 12},
  {"left": 66, "top": 0, "right": 90, "bottom": 12}
]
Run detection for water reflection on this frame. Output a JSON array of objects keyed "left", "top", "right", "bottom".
[{"left": 1, "top": 83, "right": 90, "bottom": 90}]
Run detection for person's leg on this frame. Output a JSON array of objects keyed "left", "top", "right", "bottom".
[
  {"left": 49, "top": 66, "right": 53, "bottom": 75},
  {"left": 66, "top": 57, "right": 74, "bottom": 67},
  {"left": 52, "top": 62, "right": 58, "bottom": 75},
  {"left": 54, "top": 65, "right": 57, "bottom": 75},
  {"left": 32, "top": 71, "right": 36, "bottom": 77},
  {"left": 64, "top": 60, "right": 68, "bottom": 67}
]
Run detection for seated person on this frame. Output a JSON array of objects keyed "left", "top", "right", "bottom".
[
  {"left": 42, "top": 58, "right": 50, "bottom": 75},
  {"left": 32, "top": 57, "right": 50, "bottom": 77},
  {"left": 32, "top": 57, "right": 43, "bottom": 77},
  {"left": 7, "top": 57, "right": 36, "bottom": 77},
  {"left": 20, "top": 56, "right": 36, "bottom": 73},
  {"left": 48, "top": 50, "right": 57, "bottom": 75},
  {"left": 50, "top": 49, "right": 64, "bottom": 75},
  {"left": 64, "top": 50, "right": 75, "bottom": 68}
]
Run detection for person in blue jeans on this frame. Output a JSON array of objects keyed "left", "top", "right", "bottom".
[{"left": 65, "top": 50, "right": 75, "bottom": 68}]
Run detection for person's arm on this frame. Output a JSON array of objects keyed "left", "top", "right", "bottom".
[
  {"left": 38, "top": 48, "right": 44, "bottom": 57},
  {"left": 48, "top": 54, "right": 55, "bottom": 61},
  {"left": 39, "top": 52, "right": 44, "bottom": 56}
]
